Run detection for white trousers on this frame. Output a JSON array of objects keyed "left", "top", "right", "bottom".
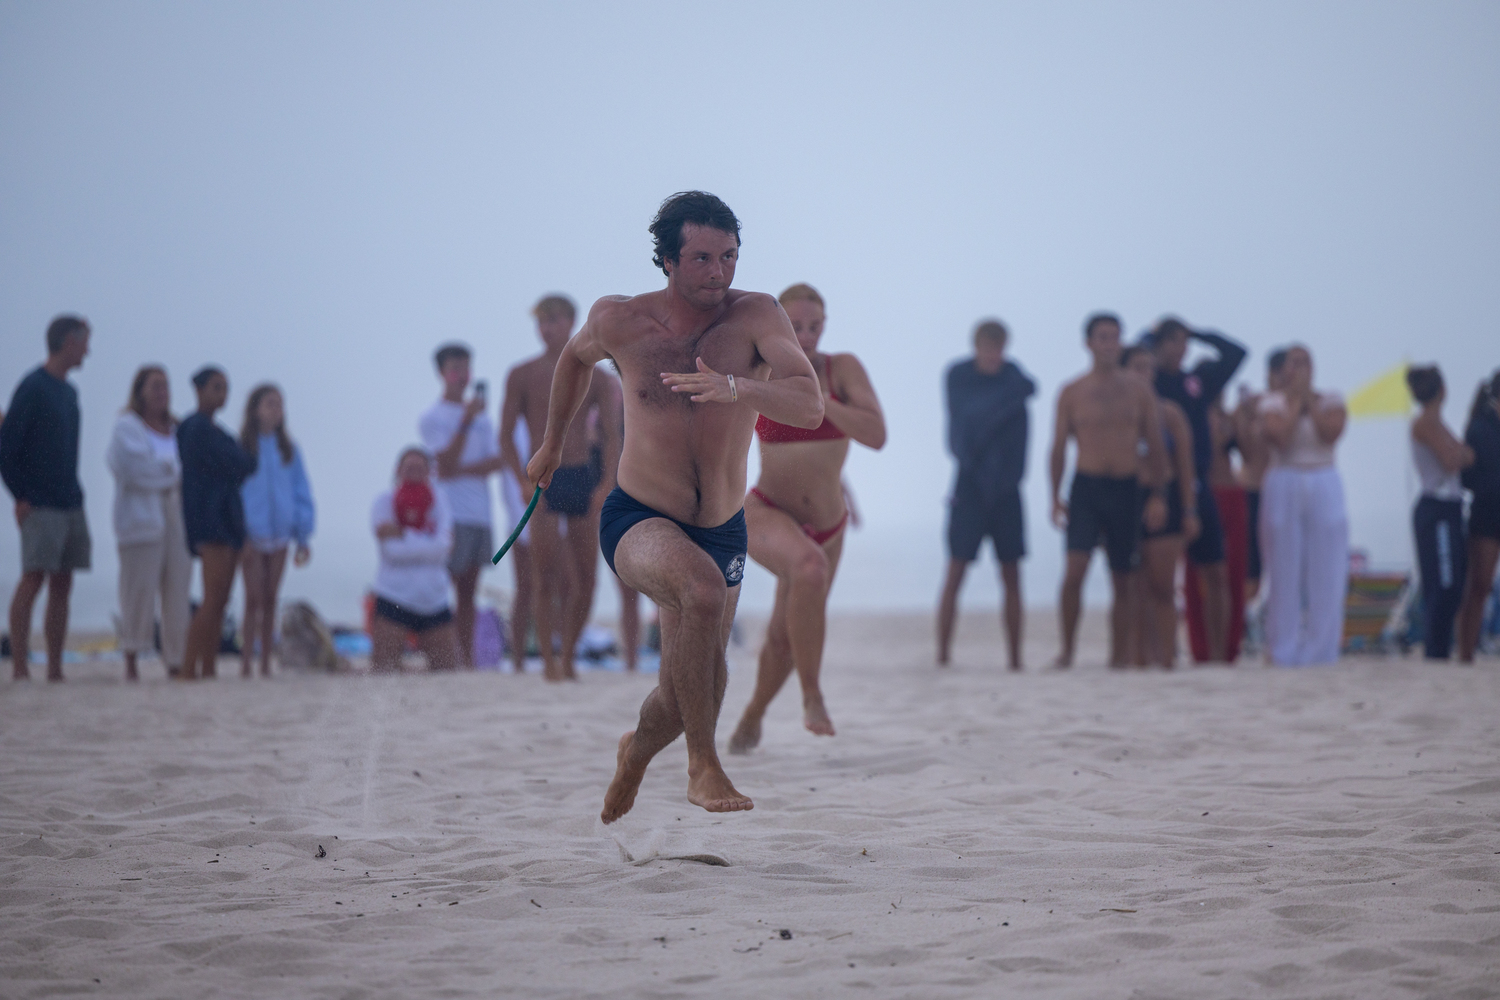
[
  {"left": 1259, "top": 465, "right": 1349, "bottom": 666},
  {"left": 117, "top": 488, "right": 192, "bottom": 667}
]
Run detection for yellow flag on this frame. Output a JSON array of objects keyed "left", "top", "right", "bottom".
[{"left": 1348, "top": 363, "right": 1410, "bottom": 419}]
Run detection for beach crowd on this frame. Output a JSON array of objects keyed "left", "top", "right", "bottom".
[{"left": 3, "top": 290, "right": 1499, "bottom": 691}]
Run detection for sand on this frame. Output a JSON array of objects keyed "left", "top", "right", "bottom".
[{"left": 2, "top": 610, "right": 1497, "bottom": 999}]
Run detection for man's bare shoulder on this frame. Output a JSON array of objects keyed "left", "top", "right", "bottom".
[
  {"left": 586, "top": 292, "right": 659, "bottom": 328},
  {"left": 723, "top": 289, "right": 782, "bottom": 321}
]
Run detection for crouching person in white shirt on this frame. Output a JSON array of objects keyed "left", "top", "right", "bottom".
[{"left": 370, "top": 448, "right": 458, "bottom": 672}]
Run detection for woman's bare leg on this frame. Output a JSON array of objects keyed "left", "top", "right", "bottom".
[
  {"left": 183, "top": 544, "right": 238, "bottom": 680},
  {"left": 370, "top": 615, "right": 406, "bottom": 673},
  {"left": 257, "top": 547, "right": 288, "bottom": 676},
  {"left": 1141, "top": 537, "right": 1185, "bottom": 668},
  {"left": 729, "top": 579, "right": 795, "bottom": 753},
  {"left": 240, "top": 549, "right": 263, "bottom": 678},
  {"left": 1457, "top": 537, "right": 1499, "bottom": 662},
  {"left": 418, "top": 622, "right": 460, "bottom": 672}
]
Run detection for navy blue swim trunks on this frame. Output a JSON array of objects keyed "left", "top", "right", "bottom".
[{"left": 599, "top": 487, "right": 747, "bottom": 586}]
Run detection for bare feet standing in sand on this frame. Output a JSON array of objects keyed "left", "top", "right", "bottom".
[
  {"left": 727, "top": 283, "right": 885, "bottom": 754},
  {"left": 1048, "top": 313, "right": 1168, "bottom": 669},
  {"left": 501, "top": 295, "right": 620, "bottom": 681},
  {"left": 525, "top": 192, "right": 823, "bottom": 823},
  {"left": 936, "top": 319, "right": 1034, "bottom": 672}
]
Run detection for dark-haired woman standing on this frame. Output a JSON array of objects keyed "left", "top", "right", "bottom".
[
  {"left": 1458, "top": 370, "right": 1500, "bottom": 662},
  {"left": 239, "top": 384, "right": 315, "bottom": 677},
  {"left": 178, "top": 367, "right": 256, "bottom": 680},
  {"left": 1407, "top": 366, "right": 1474, "bottom": 660}
]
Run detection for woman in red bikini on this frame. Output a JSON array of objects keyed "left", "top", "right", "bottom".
[{"left": 728, "top": 284, "right": 886, "bottom": 753}]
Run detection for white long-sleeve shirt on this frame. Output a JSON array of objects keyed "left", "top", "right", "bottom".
[
  {"left": 370, "top": 484, "right": 453, "bottom": 615},
  {"left": 106, "top": 412, "right": 182, "bottom": 546}
]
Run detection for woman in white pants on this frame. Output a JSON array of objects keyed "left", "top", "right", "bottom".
[
  {"left": 106, "top": 366, "right": 191, "bottom": 680},
  {"left": 1258, "top": 345, "right": 1349, "bottom": 665}
]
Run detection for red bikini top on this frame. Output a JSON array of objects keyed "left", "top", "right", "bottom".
[{"left": 756, "top": 391, "right": 847, "bottom": 444}]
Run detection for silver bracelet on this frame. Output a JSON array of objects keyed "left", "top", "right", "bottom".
[{"left": 727, "top": 373, "right": 737, "bottom": 403}]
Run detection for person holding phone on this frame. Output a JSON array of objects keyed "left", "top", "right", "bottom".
[{"left": 420, "top": 343, "right": 503, "bottom": 668}]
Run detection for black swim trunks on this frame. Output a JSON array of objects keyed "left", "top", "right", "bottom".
[
  {"left": 1141, "top": 480, "right": 1186, "bottom": 540},
  {"left": 599, "top": 487, "right": 747, "bottom": 586},
  {"left": 372, "top": 597, "right": 453, "bottom": 634},
  {"left": 1066, "top": 473, "right": 1142, "bottom": 574},
  {"left": 544, "top": 463, "right": 601, "bottom": 517},
  {"left": 1185, "top": 475, "right": 1226, "bottom": 564},
  {"left": 948, "top": 483, "right": 1025, "bottom": 563}
]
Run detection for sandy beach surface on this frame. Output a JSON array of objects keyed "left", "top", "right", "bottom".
[{"left": 2, "top": 610, "right": 1497, "bottom": 999}]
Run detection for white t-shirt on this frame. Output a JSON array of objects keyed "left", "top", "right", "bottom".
[
  {"left": 147, "top": 428, "right": 179, "bottom": 464},
  {"left": 371, "top": 485, "right": 454, "bottom": 615},
  {"left": 419, "top": 400, "right": 498, "bottom": 527}
]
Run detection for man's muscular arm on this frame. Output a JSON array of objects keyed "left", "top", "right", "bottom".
[
  {"left": 1050, "top": 386, "right": 1071, "bottom": 528},
  {"left": 497, "top": 368, "right": 527, "bottom": 481},
  {"left": 527, "top": 303, "right": 612, "bottom": 489},
  {"left": 660, "top": 296, "right": 822, "bottom": 428}
]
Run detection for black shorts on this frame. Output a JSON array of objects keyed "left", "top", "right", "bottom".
[
  {"left": 1185, "top": 476, "right": 1225, "bottom": 564},
  {"left": 1142, "top": 481, "right": 1185, "bottom": 539},
  {"left": 545, "top": 463, "right": 601, "bottom": 517},
  {"left": 1066, "top": 473, "right": 1142, "bottom": 574},
  {"left": 373, "top": 597, "right": 453, "bottom": 634},
  {"left": 1470, "top": 492, "right": 1500, "bottom": 541},
  {"left": 1245, "top": 489, "right": 1262, "bottom": 581},
  {"left": 948, "top": 484, "right": 1025, "bottom": 563},
  {"left": 599, "top": 487, "right": 747, "bottom": 586}
]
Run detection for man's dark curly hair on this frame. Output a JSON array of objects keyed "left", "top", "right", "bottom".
[{"left": 649, "top": 191, "right": 741, "bottom": 276}]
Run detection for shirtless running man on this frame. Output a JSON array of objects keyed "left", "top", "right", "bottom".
[
  {"left": 526, "top": 192, "right": 823, "bottom": 823},
  {"left": 501, "top": 295, "right": 622, "bottom": 681},
  {"left": 1050, "top": 313, "right": 1168, "bottom": 668}
]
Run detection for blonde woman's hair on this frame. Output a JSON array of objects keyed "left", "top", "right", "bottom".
[{"left": 779, "top": 283, "right": 825, "bottom": 312}]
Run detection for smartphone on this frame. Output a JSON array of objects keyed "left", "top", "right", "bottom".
[{"left": 473, "top": 380, "right": 488, "bottom": 405}]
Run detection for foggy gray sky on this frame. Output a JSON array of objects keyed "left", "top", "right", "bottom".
[{"left": 2, "top": 1, "right": 1497, "bottom": 629}]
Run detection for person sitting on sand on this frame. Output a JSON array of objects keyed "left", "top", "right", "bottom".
[
  {"left": 936, "top": 318, "right": 1035, "bottom": 671},
  {"left": 727, "top": 282, "right": 886, "bottom": 753},
  {"left": 370, "top": 447, "right": 459, "bottom": 672},
  {"left": 1049, "top": 313, "right": 1168, "bottom": 668},
  {"left": 526, "top": 191, "right": 823, "bottom": 823}
]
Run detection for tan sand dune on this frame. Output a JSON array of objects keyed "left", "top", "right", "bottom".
[{"left": 1, "top": 611, "right": 1497, "bottom": 998}]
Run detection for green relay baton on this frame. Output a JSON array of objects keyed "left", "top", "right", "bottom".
[{"left": 492, "top": 486, "right": 542, "bottom": 565}]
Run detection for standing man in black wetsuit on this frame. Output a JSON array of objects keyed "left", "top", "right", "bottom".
[
  {"left": 936, "top": 319, "right": 1035, "bottom": 670},
  {"left": 1150, "top": 318, "right": 1247, "bottom": 663}
]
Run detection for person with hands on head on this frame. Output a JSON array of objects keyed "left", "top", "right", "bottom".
[
  {"left": 1049, "top": 313, "right": 1169, "bottom": 670},
  {"left": 1256, "top": 344, "right": 1349, "bottom": 666},
  {"left": 2, "top": 315, "right": 93, "bottom": 681},
  {"left": 526, "top": 191, "right": 822, "bottom": 824},
  {"left": 727, "top": 282, "right": 885, "bottom": 754},
  {"left": 1150, "top": 318, "right": 1247, "bottom": 663}
]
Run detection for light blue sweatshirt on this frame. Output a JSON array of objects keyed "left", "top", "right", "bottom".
[{"left": 241, "top": 434, "right": 315, "bottom": 545}]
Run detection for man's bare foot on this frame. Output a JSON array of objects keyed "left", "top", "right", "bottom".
[
  {"left": 727, "top": 714, "right": 761, "bottom": 755},
  {"left": 803, "top": 695, "right": 836, "bottom": 737},
  {"left": 13, "top": 665, "right": 30, "bottom": 681},
  {"left": 1008, "top": 663, "right": 1024, "bottom": 672},
  {"left": 686, "top": 767, "right": 753, "bottom": 815},
  {"left": 601, "top": 732, "right": 647, "bottom": 824},
  {"left": 1048, "top": 654, "right": 1073, "bottom": 671},
  {"left": 47, "top": 668, "right": 64, "bottom": 682}
]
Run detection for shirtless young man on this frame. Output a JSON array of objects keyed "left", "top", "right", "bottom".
[
  {"left": 526, "top": 192, "right": 823, "bottom": 822},
  {"left": 1049, "top": 314, "right": 1168, "bottom": 668},
  {"left": 500, "top": 295, "right": 622, "bottom": 681}
]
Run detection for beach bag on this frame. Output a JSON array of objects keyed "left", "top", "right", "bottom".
[
  {"left": 473, "top": 607, "right": 503, "bottom": 669},
  {"left": 279, "top": 601, "right": 348, "bottom": 672}
]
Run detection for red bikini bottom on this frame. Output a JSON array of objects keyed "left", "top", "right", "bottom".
[{"left": 749, "top": 487, "right": 848, "bottom": 545}]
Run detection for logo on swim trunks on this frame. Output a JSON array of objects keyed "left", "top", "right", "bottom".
[{"left": 725, "top": 553, "right": 745, "bottom": 584}]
